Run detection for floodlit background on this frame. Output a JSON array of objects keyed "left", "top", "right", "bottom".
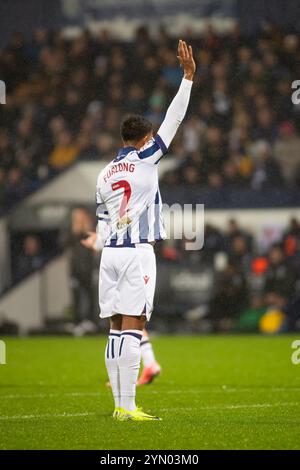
[{"left": 1, "top": 0, "right": 300, "bottom": 336}]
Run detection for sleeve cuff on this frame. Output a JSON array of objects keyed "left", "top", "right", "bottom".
[
  {"left": 181, "top": 77, "right": 193, "bottom": 89},
  {"left": 154, "top": 134, "right": 168, "bottom": 155}
]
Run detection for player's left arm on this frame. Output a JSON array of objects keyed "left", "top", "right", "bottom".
[
  {"left": 81, "top": 198, "right": 110, "bottom": 252},
  {"left": 80, "top": 221, "right": 109, "bottom": 252},
  {"left": 138, "top": 40, "right": 196, "bottom": 164},
  {"left": 85, "top": 183, "right": 110, "bottom": 251},
  {"left": 80, "top": 231, "right": 99, "bottom": 252}
]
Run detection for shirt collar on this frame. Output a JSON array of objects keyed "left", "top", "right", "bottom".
[{"left": 117, "top": 146, "right": 136, "bottom": 157}]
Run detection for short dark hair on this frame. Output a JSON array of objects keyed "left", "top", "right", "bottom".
[{"left": 120, "top": 115, "right": 153, "bottom": 143}]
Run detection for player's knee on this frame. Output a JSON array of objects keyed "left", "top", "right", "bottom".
[
  {"left": 122, "top": 314, "right": 146, "bottom": 331},
  {"left": 110, "top": 314, "right": 122, "bottom": 330}
]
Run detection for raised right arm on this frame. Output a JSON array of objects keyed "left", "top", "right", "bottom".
[{"left": 138, "top": 40, "right": 196, "bottom": 164}]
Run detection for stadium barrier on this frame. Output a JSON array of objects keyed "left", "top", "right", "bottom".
[{"left": 0, "top": 253, "right": 71, "bottom": 333}]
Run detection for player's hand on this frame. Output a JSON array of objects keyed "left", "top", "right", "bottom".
[
  {"left": 80, "top": 231, "right": 98, "bottom": 251},
  {"left": 177, "top": 39, "right": 196, "bottom": 81}
]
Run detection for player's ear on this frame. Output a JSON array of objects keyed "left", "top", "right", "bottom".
[
  {"left": 136, "top": 132, "right": 152, "bottom": 150},
  {"left": 143, "top": 132, "right": 152, "bottom": 146},
  {"left": 137, "top": 135, "right": 149, "bottom": 149}
]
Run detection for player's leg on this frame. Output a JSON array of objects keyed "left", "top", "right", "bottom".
[
  {"left": 117, "top": 314, "right": 161, "bottom": 421},
  {"left": 138, "top": 328, "right": 161, "bottom": 385},
  {"left": 117, "top": 314, "right": 146, "bottom": 412},
  {"left": 99, "top": 247, "right": 121, "bottom": 413},
  {"left": 105, "top": 314, "right": 122, "bottom": 416},
  {"left": 106, "top": 326, "right": 161, "bottom": 387},
  {"left": 116, "top": 245, "right": 161, "bottom": 420}
]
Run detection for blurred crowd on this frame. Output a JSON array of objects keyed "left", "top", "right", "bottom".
[
  {"left": 12, "top": 211, "right": 300, "bottom": 333},
  {"left": 1, "top": 24, "right": 300, "bottom": 210},
  {"left": 158, "top": 216, "right": 300, "bottom": 332},
  {"left": 1, "top": 23, "right": 300, "bottom": 332}
]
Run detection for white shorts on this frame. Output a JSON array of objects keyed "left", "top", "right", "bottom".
[{"left": 99, "top": 244, "right": 156, "bottom": 321}]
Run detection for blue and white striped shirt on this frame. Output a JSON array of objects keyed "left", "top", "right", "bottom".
[
  {"left": 96, "top": 137, "right": 167, "bottom": 247},
  {"left": 95, "top": 78, "right": 193, "bottom": 248}
]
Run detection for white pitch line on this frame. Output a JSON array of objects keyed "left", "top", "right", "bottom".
[
  {"left": 0, "top": 402, "right": 299, "bottom": 422},
  {"left": 160, "top": 402, "right": 300, "bottom": 412},
  {"left": 148, "top": 387, "right": 300, "bottom": 395},
  {"left": 1, "top": 387, "right": 300, "bottom": 400},
  {"left": 0, "top": 391, "right": 101, "bottom": 400},
  {"left": 0, "top": 411, "right": 96, "bottom": 421}
]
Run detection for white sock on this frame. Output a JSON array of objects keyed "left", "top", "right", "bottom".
[
  {"left": 117, "top": 329, "right": 142, "bottom": 411},
  {"left": 105, "top": 329, "right": 121, "bottom": 409},
  {"left": 141, "top": 336, "right": 156, "bottom": 368}
]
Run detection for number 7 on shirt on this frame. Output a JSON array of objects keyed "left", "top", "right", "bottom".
[{"left": 111, "top": 180, "right": 132, "bottom": 217}]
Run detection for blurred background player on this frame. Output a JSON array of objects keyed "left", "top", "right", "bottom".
[
  {"left": 62, "top": 207, "right": 98, "bottom": 335},
  {"left": 81, "top": 230, "right": 161, "bottom": 385}
]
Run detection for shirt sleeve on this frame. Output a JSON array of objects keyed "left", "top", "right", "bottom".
[
  {"left": 137, "top": 135, "right": 167, "bottom": 165},
  {"left": 96, "top": 201, "right": 110, "bottom": 222},
  {"left": 96, "top": 181, "right": 110, "bottom": 221},
  {"left": 96, "top": 184, "right": 104, "bottom": 205},
  {"left": 95, "top": 185, "right": 110, "bottom": 250},
  {"left": 156, "top": 78, "right": 193, "bottom": 151},
  {"left": 94, "top": 219, "right": 110, "bottom": 251},
  {"left": 137, "top": 78, "right": 192, "bottom": 165}
]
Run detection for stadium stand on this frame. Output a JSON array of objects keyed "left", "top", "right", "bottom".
[
  {"left": 1, "top": 24, "right": 300, "bottom": 333},
  {"left": 1, "top": 25, "right": 300, "bottom": 211}
]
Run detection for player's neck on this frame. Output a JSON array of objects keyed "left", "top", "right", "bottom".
[
  {"left": 123, "top": 141, "right": 140, "bottom": 151},
  {"left": 123, "top": 142, "right": 137, "bottom": 149},
  {"left": 123, "top": 138, "right": 147, "bottom": 150}
]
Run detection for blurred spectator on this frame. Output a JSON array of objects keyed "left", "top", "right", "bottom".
[
  {"left": 202, "top": 224, "right": 224, "bottom": 263},
  {"left": 2, "top": 167, "right": 28, "bottom": 207},
  {"left": 15, "top": 235, "right": 45, "bottom": 281},
  {"left": 225, "top": 218, "right": 252, "bottom": 252},
  {"left": 66, "top": 208, "right": 96, "bottom": 327},
  {"left": 251, "top": 141, "right": 283, "bottom": 189},
  {"left": 95, "top": 133, "right": 116, "bottom": 160},
  {"left": 209, "top": 262, "right": 248, "bottom": 324},
  {"left": 264, "top": 244, "right": 298, "bottom": 299},
  {"left": 283, "top": 218, "right": 300, "bottom": 259},
  {"left": 0, "top": 128, "right": 15, "bottom": 170},
  {"left": 77, "top": 132, "right": 98, "bottom": 161},
  {"left": 229, "top": 234, "right": 252, "bottom": 275},
  {"left": 200, "top": 125, "right": 228, "bottom": 182},
  {"left": 0, "top": 168, "right": 6, "bottom": 204},
  {"left": 49, "top": 130, "right": 79, "bottom": 170},
  {"left": 235, "top": 296, "right": 267, "bottom": 332},
  {"left": 274, "top": 122, "right": 300, "bottom": 187},
  {"left": 253, "top": 108, "right": 278, "bottom": 143}
]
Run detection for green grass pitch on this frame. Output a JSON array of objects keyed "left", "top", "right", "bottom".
[{"left": 0, "top": 335, "right": 300, "bottom": 450}]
